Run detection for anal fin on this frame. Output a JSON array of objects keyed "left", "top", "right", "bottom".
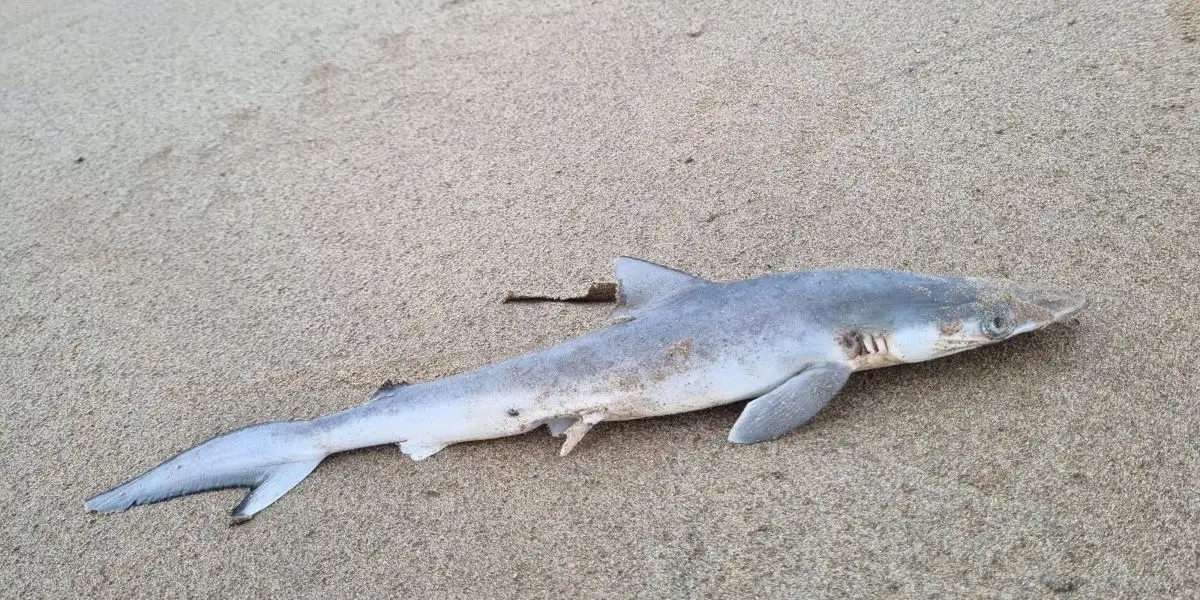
[{"left": 399, "top": 440, "right": 447, "bottom": 461}]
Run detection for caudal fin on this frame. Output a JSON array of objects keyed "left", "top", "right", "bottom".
[{"left": 85, "top": 420, "right": 326, "bottom": 523}]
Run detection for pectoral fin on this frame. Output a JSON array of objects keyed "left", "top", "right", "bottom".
[{"left": 728, "top": 363, "right": 852, "bottom": 445}]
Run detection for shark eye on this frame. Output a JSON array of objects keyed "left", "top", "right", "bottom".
[{"left": 982, "top": 311, "right": 1015, "bottom": 338}]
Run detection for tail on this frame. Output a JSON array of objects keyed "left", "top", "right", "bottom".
[{"left": 85, "top": 420, "right": 327, "bottom": 523}]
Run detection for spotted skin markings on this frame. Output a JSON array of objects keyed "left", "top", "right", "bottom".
[
  {"left": 665, "top": 338, "right": 693, "bottom": 360},
  {"left": 938, "top": 320, "right": 963, "bottom": 337}
]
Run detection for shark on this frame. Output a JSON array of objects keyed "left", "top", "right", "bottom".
[{"left": 84, "top": 257, "right": 1086, "bottom": 522}]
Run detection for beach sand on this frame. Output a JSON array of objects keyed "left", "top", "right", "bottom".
[{"left": 2, "top": 0, "right": 1197, "bottom": 597}]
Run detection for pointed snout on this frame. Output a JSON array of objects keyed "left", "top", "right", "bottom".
[{"left": 1016, "top": 284, "right": 1088, "bottom": 323}]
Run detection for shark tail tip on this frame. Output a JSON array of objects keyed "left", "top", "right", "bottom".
[{"left": 84, "top": 420, "right": 325, "bottom": 521}]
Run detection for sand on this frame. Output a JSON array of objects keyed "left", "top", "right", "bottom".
[{"left": 2, "top": 0, "right": 1197, "bottom": 597}]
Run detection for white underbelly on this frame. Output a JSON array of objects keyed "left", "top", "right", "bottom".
[
  {"left": 555, "top": 357, "right": 796, "bottom": 422},
  {"left": 442, "top": 340, "right": 821, "bottom": 443}
]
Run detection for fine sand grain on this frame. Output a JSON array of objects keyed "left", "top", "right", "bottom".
[{"left": 2, "top": 0, "right": 1197, "bottom": 597}]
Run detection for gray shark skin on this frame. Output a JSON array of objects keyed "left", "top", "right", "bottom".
[{"left": 85, "top": 257, "right": 1086, "bottom": 522}]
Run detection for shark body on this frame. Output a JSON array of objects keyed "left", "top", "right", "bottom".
[{"left": 85, "top": 257, "right": 1086, "bottom": 522}]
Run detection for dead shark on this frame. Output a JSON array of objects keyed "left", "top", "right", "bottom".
[{"left": 85, "top": 257, "right": 1086, "bottom": 522}]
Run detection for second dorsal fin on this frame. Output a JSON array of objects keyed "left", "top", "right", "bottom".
[
  {"left": 612, "top": 257, "right": 708, "bottom": 320},
  {"left": 368, "top": 379, "right": 409, "bottom": 402}
]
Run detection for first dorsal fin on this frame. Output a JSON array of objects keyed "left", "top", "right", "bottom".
[{"left": 612, "top": 257, "right": 708, "bottom": 320}]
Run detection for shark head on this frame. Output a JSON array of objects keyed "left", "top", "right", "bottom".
[{"left": 834, "top": 271, "right": 1087, "bottom": 369}]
